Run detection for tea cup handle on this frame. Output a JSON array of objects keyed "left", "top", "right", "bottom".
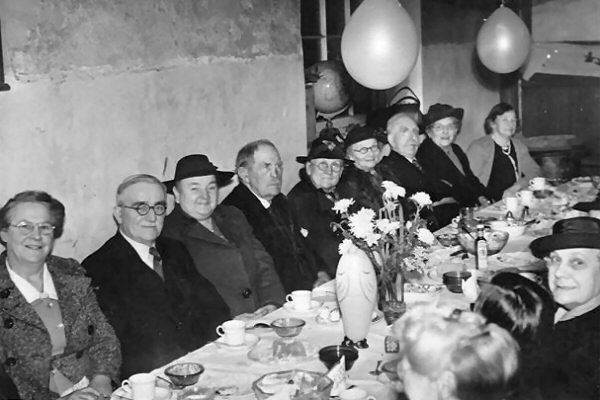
[
  {"left": 285, "top": 294, "right": 294, "bottom": 302},
  {"left": 366, "top": 396, "right": 376, "bottom": 400},
  {"left": 216, "top": 325, "right": 225, "bottom": 337},
  {"left": 120, "top": 379, "right": 132, "bottom": 392}
]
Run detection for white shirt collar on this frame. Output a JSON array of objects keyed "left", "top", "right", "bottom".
[
  {"left": 6, "top": 261, "right": 58, "bottom": 303},
  {"left": 246, "top": 185, "right": 272, "bottom": 209},
  {"left": 119, "top": 230, "right": 154, "bottom": 270}
]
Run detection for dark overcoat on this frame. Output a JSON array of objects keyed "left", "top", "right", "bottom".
[
  {"left": 288, "top": 169, "right": 342, "bottom": 277},
  {"left": 82, "top": 233, "right": 229, "bottom": 380},
  {"left": 222, "top": 184, "right": 319, "bottom": 293},
  {"left": 337, "top": 164, "right": 385, "bottom": 212},
  {"left": 416, "top": 137, "right": 489, "bottom": 207},
  {"left": 162, "top": 204, "right": 285, "bottom": 317},
  {"left": 0, "top": 254, "right": 121, "bottom": 399}
]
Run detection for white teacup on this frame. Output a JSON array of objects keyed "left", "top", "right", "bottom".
[
  {"left": 285, "top": 290, "right": 312, "bottom": 311},
  {"left": 340, "top": 388, "right": 376, "bottom": 400},
  {"left": 504, "top": 196, "right": 520, "bottom": 215},
  {"left": 154, "top": 386, "right": 172, "bottom": 400},
  {"left": 516, "top": 190, "right": 535, "bottom": 207},
  {"left": 529, "top": 177, "right": 547, "bottom": 191},
  {"left": 216, "top": 320, "right": 246, "bottom": 346},
  {"left": 121, "top": 373, "right": 156, "bottom": 400}
]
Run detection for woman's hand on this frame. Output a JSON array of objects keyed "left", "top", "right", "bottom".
[
  {"left": 432, "top": 197, "right": 457, "bottom": 207},
  {"left": 478, "top": 196, "right": 491, "bottom": 207},
  {"left": 313, "top": 271, "right": 331, "bottom": 288},
  {"left": 88, "top": 374, "right": 113, "bottom": 399}
]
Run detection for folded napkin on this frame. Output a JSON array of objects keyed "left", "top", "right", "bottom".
[{"left": 327, "top": 356, "right": 348, "bottom": 397}]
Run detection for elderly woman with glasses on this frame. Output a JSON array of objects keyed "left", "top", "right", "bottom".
[
  {"left": 416, "top": 103, "right": 491, "bottom": 225},
  {"left": 337, "top": 125, "right": 390, "bottom": 212},
  {"left": 467, "top": 103, "right": 541, "bottom": 201},
  {"left": 391, "top": 304, "right": 519, "bottom": 400},
  {"left": 288, "top": 136, "right": 346, "bottom": 277},
  {"left": 0, "top": 191, "right": 120, "bottom": 400}
]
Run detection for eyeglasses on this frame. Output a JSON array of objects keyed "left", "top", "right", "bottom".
[
  {"left": 10, "top": 221, "right": 55, "bottom": 236},
  {"left": 353, "top": 144, "right": 379, "bottom": 155},
  {"left": 120, "top": 203, "right": 167, "bottom": 216},
  {"left": 431, "top": 123, "right": 459, "bottom": 134},
  {"left": 310, "top": 160, "right": 343, "bottom": 173}
]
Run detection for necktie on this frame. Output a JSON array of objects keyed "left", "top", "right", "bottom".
[{"left": 149, "top": 247, "right": 164, "bottom": 280}]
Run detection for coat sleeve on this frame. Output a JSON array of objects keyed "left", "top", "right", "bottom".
[
  {"left": 68, "top": 259, "right": 121, "bottom": 384},
  {"left": 466, "top": 139, "right": 490, "bottom": 186},
  {"left": 236, "top": 212, "right": 286, "bottom": 307},
  {"left": 515, "top": 139, "right": 541, "bottom": 183}
]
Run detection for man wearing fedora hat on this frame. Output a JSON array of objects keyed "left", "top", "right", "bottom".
[
  {"left": 288, "top": 136, "right": 346, "bottom": 277},
  {"left": 416, "top": 103, "right": 491, "bottom": 225},
  {"left": 223, "top": 140, "right": 323, "bottom": 293},
  {"left": 83, "top": 174, "right": 230, "bottom": 379},
  {"left": 162, "top": 154, "right": 285, "bottom": 319},
  {"left": 530, "top": 216, "right": 600, "bottom": 399}
]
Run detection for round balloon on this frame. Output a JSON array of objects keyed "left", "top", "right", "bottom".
[
  {"left": 306, "top": 60, "right": 352, "bottom": 114},
  {"left": 476, "top": 6, "right": 531, "bottom": 74},
  {"left": 341, "top": 0, "right": 419, "bottom": 90}
]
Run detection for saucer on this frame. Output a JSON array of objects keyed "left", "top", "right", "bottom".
[
  {"left": 283, "top": 300, "right": 322, "bottom": 314},
  {"left": 215, "top": 333, "right": 259, "bottom": 350},
  {"left": 247, "top": 340, "right": 319, "bottom": 364}
]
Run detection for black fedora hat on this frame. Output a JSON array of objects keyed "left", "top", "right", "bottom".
[
  {"left": 163, "top": 154, "right": 234, "bottom": 193},
  {"left": 296, "top": 137, "right": 347, "bottom": 164},
  {"left": 423, "top": 103, "right": 464, "bottom": 128},
  {"left": 530, "top": 216, "right": 600, "bottom": 258}
]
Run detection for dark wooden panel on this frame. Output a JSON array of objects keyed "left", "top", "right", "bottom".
[{"left": 521, "top": 74, "right": 600, "bottom": 155}]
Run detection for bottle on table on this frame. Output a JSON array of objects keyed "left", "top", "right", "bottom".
[{"left": 475, "top": 224, "right": 488, "bottom": 270}]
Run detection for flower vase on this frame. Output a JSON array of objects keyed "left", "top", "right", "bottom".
[
  {"left": 378, "top": 269, "right": 406, "bottom": 325},
  {"left": 336, "top": 247, "right": 377, "bottom": 348}
]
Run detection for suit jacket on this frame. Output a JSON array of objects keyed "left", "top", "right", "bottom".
[
  {"left": 162, "top": 204, "right": 285, "bottom": 317},
  {"left": 288, "top": 169, "right": 341, "bottom": 277},
  {"left": 222, "top": 184, "right": 319, "bottom": 293},
  {"left": 379, "top": 151, "right": 444, "bottom": 200},
  {"left": 0, "top": 254, "right": 120, "bottom": 400},
  {"left": 416, "top": 137, "right": 490, "bottom": 207},
  {"left": 82, "top": 233, "right": 229, "bottom": 380}
]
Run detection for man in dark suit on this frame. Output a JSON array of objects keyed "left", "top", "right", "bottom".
[
  {"left": 83, "top": 174, "right": 229, "bottom": 380},
  {"left": 222, "top": 140, "right": 327, "bottom": 293}
]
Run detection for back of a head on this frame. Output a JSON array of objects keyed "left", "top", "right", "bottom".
[
  {"left": 393, "top": 304, "right": 519, "bottom": 400},
  {"left": 474, "top": 272, "right": 555, "bottom": 352}
]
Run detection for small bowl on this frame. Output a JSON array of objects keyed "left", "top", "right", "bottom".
[
  {"left": 179, "top": 387, "right": 216, "bottom": 400},
  {"left": 489, "top": 221, "right": 526, "bottom": 238},
  {"left": 456, "top": 230, "right": 509, "bottom": 256},
  {"left": 436, "top": 233, "right": 459, "bottom": 247},
  {"left": 318, "top": 345, "right": 359, "bottom": 370},
  {"left": 164, "top": 362, "right": 204, "bottom": 388},
  {"left": 270, "top": 318, "right": 306, "bottom": 338},
  {"left": 443, "top": 271, "right": 472, "bottom": 293},
  {"left": 252, "top": 370, "right": 333, "bottom": 400},
  {"left": 381, "top": 359, "right": 401, "bottom": 381}
]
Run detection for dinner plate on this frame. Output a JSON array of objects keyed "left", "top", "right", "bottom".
[
  {"left": 215, "top": 333, "right": 259, "bottom": 351},
  {"left": 283, "top": 300, "right": 322, "bottom": 314}
]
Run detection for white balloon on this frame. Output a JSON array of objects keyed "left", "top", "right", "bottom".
[
  {"left": 476, "top": 6, "right": 531, "bottom": 74},
  {"left": 341, "top": 0, "right": 419, "bottom": 90}
]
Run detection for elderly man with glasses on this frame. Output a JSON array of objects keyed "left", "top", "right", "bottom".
[
  {"left": 83, "top": 174, "right": 230, "bottom": 380},
  {"left": 288, "top": 136, "right": 347, "bottom": 277}
]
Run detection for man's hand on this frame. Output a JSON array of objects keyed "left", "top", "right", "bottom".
[
  {"left": 478, "top": 196, "right": 491, "bottom": 207},
  {"left": 313, "top": 271, "right": 331, "bottom": 288},
  {"left": 234, "top": 304, "right": 277, "bottom": 322}
]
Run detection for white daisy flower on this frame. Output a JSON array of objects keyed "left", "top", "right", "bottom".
[
  {"left": 381, "top": 181, "right": 406, "bottom": 200},
  {"left": 417, "top": 228, "right": 435, "bottom": 245},
  {"left": 410, "top": 192, "right": 432, "bottom": 208},
  {"left": 332, "top": 198, "right": 355, "bottom": 214}
]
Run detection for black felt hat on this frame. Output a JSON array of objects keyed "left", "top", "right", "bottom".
[
  {"left": 423, "top": 103, "right": 464, "bottom": 128},
  {"left": 296, "top": 137, "right": 347, "bottom": 164},
  {"left": 163, "top": 154, "right": 234, "bottom": 193},
  {"left": 529, "top": 216, "right": 600, "bottom": 258},
  {"left": 344, "top": 125, "right": 385, "bottom": 150}
]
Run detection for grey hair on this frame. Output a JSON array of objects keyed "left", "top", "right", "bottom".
[
  {"left": 235, "top": 139, "right": 277, "bottom": 170},
  {"left": 115, "top": 174, "right": 166, "bottom": 204},
  {"left": 387, "top": 111, "right": 418, "bottom": 131}
]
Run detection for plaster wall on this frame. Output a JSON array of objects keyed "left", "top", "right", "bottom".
[
  {"left": 532, "top": 0, "right": 600, "bottom": 41},
  {"left": 0, "top": 0, "right": 307, "bottom": 260}
]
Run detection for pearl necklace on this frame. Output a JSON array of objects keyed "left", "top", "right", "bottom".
[{"left": 501, "top": 140, "right": 512, "bottom": 155}]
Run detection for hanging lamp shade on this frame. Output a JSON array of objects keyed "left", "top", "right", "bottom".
[
  {"left": 341, "top": 0, "right": 419, "bottom": 90},
  {"left": 476, "top": 6, "right": 531, "bottom": 74}
]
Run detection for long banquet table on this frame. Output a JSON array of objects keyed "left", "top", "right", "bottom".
[{"left": 111, "top": 177, "right": 599, "bottom": 400}]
